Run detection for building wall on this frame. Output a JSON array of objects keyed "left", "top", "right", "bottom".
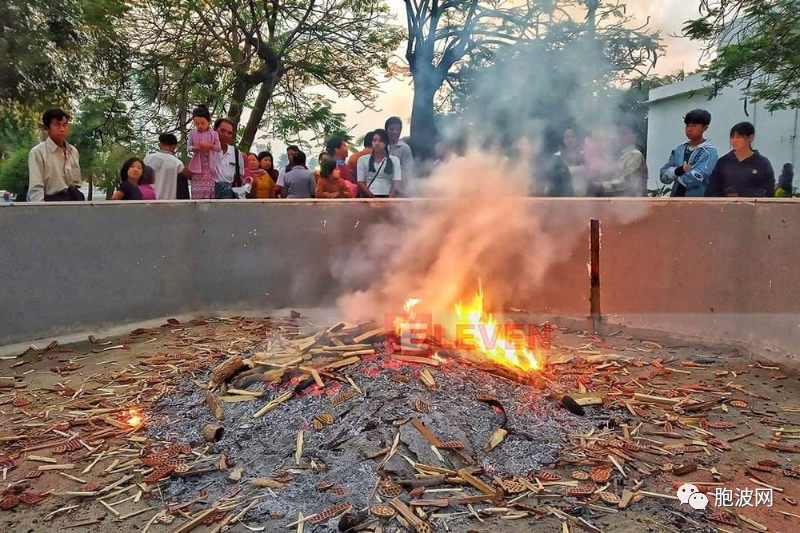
[
  {"left": 1, "top": 199, "right": 798, "bottom": 361},
  {"left": 646, "top": 75, "right": 799, "bottom": 192}
]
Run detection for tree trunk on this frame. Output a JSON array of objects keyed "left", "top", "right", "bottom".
[
  {"left": 227, "top": 74, "right": 252, "bottom": 128},
  {"left": 239, "top": 72, "right": 280, "bottom": 151},
  {"left": 409, "top": 69, "right": 441, "bottom": 163}
]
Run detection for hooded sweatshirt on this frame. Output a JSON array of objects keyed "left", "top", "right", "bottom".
[{"left": 660, "top": 139, "right": 718, "bottom": 197}]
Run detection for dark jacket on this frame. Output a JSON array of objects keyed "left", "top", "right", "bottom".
[{"left": 706, "top": 150, "right": 775, "bottom": 197}]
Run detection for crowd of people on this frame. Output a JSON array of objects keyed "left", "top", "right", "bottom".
[
  {"left": 25, "top": 105, "right": 794, "bottom": 202},
  {"left": 539, "top": 108, "right": 793, "bottom": 198}
]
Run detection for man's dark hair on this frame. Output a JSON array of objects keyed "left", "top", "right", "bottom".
[
  {"left": 214, "top": 117, "right": 235, "bottom": 130},
  {"left": 292, "top": 150, "right": 307, "bottom": 166},
  {"left": 363, "top": 131, "right": 375, "bottom": 148},
  {"left": 42, "top": 108, "right": 71, "bottom": 129},
  {"left": 325, "top": 136, "right": 345, "bottom": 156},
  {"left": 684, "top": 109, "right": 712, "bottom": 126},
  {"left": 158, "top": 133, "right": 178, "bottom": 146},
  {"left": 287, "top": 145, "right": 300, "bottom": 152},
  {"left": 320, "top": 159, "right": 338, "bottom": 179},
  {"left": 384, "top": 117, "right": 402, "bottom": 130},
  {"left": 730, "top": 121, "right": 755, "bottom": 138}
]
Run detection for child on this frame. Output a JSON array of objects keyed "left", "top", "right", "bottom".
[
  {"left": 186, "top": 104, "right": 220, "bottom": 199},
  {"left": 660, "top": 109, "right": 718, "bottom": 197},
  {"left": 316, "top": 159, "right": 353, "bottom": 198},
  {"left": 111, "top": 158, "right": 145, "bottom": 200}
]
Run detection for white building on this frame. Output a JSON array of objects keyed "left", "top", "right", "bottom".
[{"left": 646, "top": 73, "right": 799, "bottom": 192}]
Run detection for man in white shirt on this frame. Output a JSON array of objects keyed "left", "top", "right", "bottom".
[
  {"left": 28, "top": 108, "right": 84, "bottom": 202},
  {"left": 384, "top": 116, "right": 414, "bottom": 194},
  {"left": 144, "top": 133, "right": 185, "bottom": 200},
  {"left": 213, "top": 118, "right": 246, "bottom": 199}
]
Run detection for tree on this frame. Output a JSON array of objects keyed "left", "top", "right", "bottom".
[
  {"left": 404, "top": 0, "right": 662, "bottom": 159},
  {"left": 404, "top": 0, "right": 547, "bottom": 159},
  {"left": 683, "top": 0, "right": 800, "bottom": 111},
  {"left": 131, "top": 0, "right": 404, "bottom": 151},
  {"left": 0, "top": 0, "right": 129, "bottom": 107}
]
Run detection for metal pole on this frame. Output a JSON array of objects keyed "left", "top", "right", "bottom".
[{"left": 590, "top": 218, "right": 601, "bottom": 331}]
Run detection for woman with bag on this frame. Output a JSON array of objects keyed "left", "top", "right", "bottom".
[{"left": 356, "top": 128, "right": 401, "bottom": 198}]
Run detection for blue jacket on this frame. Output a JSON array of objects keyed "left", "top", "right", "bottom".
[{"left": 660, "top": 139, "right": 718, "bottom": 197}]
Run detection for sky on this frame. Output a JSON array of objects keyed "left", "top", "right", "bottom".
[{"left": 262, "top": 1, "right": 707, "bottom": 154}]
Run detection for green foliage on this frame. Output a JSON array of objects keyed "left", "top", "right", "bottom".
[
  {"left": 0, "top": 101, "right": 37, "bottom": 156},
  {"left": 130, "top": 0, "right": 404, "bottom": 150},
  {"left": 0, "top": 147, "right": 30, "bottom": 196},
  {"left": 0, "top": 0, "right": 130, "bottom": 106},
  {"left": 684, "top": 0, "right": 800, "bottom": 111}
]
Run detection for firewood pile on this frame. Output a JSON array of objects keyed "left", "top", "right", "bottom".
[{"left": 1, "top": 314, "right": 799, "bottom": 532}]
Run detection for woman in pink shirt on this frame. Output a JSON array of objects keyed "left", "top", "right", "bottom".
[{"left": 186, "top": 105, "right": 220, "bottom": 199}]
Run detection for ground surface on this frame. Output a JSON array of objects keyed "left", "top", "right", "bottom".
[{"left": 1, "top": 312, "right": 799, "bottom": 533}]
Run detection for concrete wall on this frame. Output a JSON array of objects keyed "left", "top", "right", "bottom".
[
  {"left": 646, "top": 73, "right": 799, "bottom": 192},
  {"left": 1, "top": 199, "right": 798, "bottom": 361}
]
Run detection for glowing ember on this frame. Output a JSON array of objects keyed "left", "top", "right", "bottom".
[
  {"left": 125, "top": 408, "right": 144, "bottom": 427},
  {"left": 454, "top": 288, "right": 541, "bottom": 373}
]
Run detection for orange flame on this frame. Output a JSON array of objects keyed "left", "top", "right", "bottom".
[
  {"left": 454, "top": 288, "right": 541, "bottom": 372},
  {"left": 125, "top": 408, "right": 144, "bottom": 427},
  {"left": 394, "top": 298, "right": 422, "bottom": 336}
]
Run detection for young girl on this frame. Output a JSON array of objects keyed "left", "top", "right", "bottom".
[
  {"left": 316, "top": 159, "right": 353, "bottom": 198},
  {"left": 186, "top": 105, "right": 220, "bottom": 199},
  {"left": 247, "top": 152, "right": 278, "bottom": 199},
  {"left": 138, "top": 165, "right": 157, "bottom": 200},
  {"left": 111, "top": 158, "right": 145, "bottom": 200},
  {"left": 356, "top": 128, "right": 401, "bottom": 198},
  {"left": 707, "top": 122, "right": 775, "bottom": 197}
]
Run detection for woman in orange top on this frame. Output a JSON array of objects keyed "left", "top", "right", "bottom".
[
  {"left": 248, "top": 152, "right": 278, "bottom": 198},
  {"left": 316, "top": 160, "right": 353, "bottom": 198}
]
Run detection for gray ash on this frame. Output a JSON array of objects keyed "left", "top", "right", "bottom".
[{"left": 147, "top": 345, "right": 596, "bottom": 531}]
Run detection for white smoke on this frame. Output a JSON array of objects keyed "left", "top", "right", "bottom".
[{"left": 332, "top": 19, "right": 654, "bottom": 323}]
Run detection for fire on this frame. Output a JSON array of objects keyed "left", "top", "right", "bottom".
[
  {"left": 125, "top": 407, "right": 144, "bottom": 427},
  {"left": 393, "top": 298, "right": 422, "bottom": 336},
  {"left": 454, "top": 288, "right": 541, "bottom": 372}
]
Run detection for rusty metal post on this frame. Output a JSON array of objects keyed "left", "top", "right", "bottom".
[{"left": 590, "top": 219, "right": 601, "bottom": 331}]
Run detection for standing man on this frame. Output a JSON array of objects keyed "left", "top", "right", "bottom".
[
  {"left": 325, "top": 136, "right": 358, "bottom": 185},
  {"left": 213, "top": 118, "right": 246, "bottom": 199},
  {"left": 28, "top": 108, "right": 84, "bottom": 202},
  {"left": 384, "top": 117, "right": 414, "bottom": 194},
  {"left": 590, "top": 118, "right": 646, "bottom": 197},
  {"left": 275, "top": 145, "right": 299, "bottom": 197},
  {"left": 144, "top": 133, "right": 186, "bottom": 200},
  {"left": 660, "top": 109, "right": 718, "bottom": 197},
  {"left": 348, "top": 131, "right": 373, "bottom": 172},
  {"left": 281, "top": 151, "right": 316, "bottom": 198}
]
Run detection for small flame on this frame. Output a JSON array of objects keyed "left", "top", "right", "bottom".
[
  {"left": 394, "top": 298, "right": 422, "bottom": 336},
  {"left": 454, "top": 288, "right": 540, "bottom": 372},
  {"left": 125, "top": 408, "right": 144, "bottom": 427}
]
